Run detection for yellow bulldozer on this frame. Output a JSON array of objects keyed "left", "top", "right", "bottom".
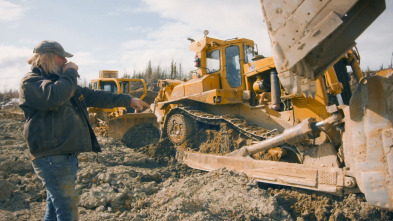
[
  {"left": 88, "top": 70, "right": 156, "bottom": 136},
  {"left": 145, "top": 0, "right": 393, "bottom": 210},
  {"left": 106, "top": 0, "right": 392, "bottom": 210}
]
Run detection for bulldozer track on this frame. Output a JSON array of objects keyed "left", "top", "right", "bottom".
[{"left": 170, "top": 106, "right": 278, "bottom": 141}]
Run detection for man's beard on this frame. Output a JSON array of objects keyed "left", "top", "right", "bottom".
[{"left": 53, "top": 64, "right": 62, "bottom": 75}]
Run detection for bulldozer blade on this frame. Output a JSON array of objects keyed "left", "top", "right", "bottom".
[
  {"left": 261, "top": 0, "right": 386, "bottom": 96},
  {"left": 343, "top": 70, "right": 393, "bottom": 210},
  {"left": 108, "top": 113, "right": 158, "bottom": 139},
  {"left": 182, "top": 151, "right": 349, "bottom": 196}
]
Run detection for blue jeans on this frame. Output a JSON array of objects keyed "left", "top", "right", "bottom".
[{"left": 32, "top": 154, "right": 79, "bottom": 221}]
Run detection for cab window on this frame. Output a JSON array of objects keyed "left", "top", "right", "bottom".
[
  {"left": 244, "top": 44, "right": 254, "bottom": 64},
  {"left": 225, "top": 45, "right": 241, "bottom": 87},
  {"left": 206, "top": 49, "right": 220, "bottom": 73},
  {"left": 100, "top": 82, "right": 118, "bottom": 93}
]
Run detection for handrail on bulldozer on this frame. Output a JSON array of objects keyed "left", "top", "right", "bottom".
[{"left": 126, "top": 78, "right": 148, "bottom": 101}]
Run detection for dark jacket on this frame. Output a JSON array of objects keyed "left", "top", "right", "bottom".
[{"left": 19, "top": 66, "right": 131, "bottom": 159}]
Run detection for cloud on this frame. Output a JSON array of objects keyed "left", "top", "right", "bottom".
[
  {"left": 121, "top": 39, "right": 152, "bottom": 50},
  {"left": 70, "top": 51, "right": 112, "bottom": 84},
  {"left": 355, "top": 3, "right": 393, "bottom": 70},
  {"left": 72, "top": 52, "right": 100, "bottom": 66},
  {"left": 0, "top": 45, "right": 31, "bottom": 92},
  {"left": 142, "top": 0, "right": 270, "bottom": 46},
  {"left": 0, "top": 65, "right": 29, "bottom": 91},
  {"left": 0, "top": 45, "right": 31, "bottom": 63},
  {"left": 66, "top": 51, "right": 118, "bottom": 85},
  {"left": 119, "top": 21, "right": 197, "bottom": 74},
  {"left": 107, "top": 4, "right": 145, "bottom": 16},
  {"left": 0, "top": 0, "right": 25, "bottom": 22},
  {"left": 119, "top": 0, "right": 271, "bottom": 76},
  {"left": 125, "top": 26, "right": 152, "bottom": 33}
]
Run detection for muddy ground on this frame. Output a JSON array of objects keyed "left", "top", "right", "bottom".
[{"left": 1, "top": 108, "right": 393, "bottom": 221}]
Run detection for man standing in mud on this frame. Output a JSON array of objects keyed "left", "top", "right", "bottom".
[{"left": 19, "top": 40, "right": 149, "bottom": 221}]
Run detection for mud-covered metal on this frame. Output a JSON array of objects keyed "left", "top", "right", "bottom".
[
  {"left": 343, "top": 70, "right": 393, "bottom": 210},
  {"left": 230, "top": 117, "right": 318, "bottom": 157},
  {"left": 108, "top": 113, "right": 158, "bottom": 139},
  {"left": 260, "top": 0, "right": 385, "bottom": 96},
  {"left": 166, "top": 114, "right": 196, "bottom": 144},
  {"left": 183, "top": 151, "right": 351, "bottom": 195},
  {"left": 164, "top": 106, "right": 279, "bottom": 141}
]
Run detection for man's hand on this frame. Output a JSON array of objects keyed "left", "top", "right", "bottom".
[
  {"left": 130, "top": 98, "right": 149, "bottom": 112},
  {"left": 63, "top": 62, "right": 79, "bottom": 72}
]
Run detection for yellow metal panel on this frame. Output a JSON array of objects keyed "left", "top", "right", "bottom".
[
  {"left": 377, "top": 68, "right": 393, "bottom": 77},
  {"left": 324, "top": 66, "right": 343, "bottom": 95},
  {"left": 346, "top": 50, "right": 364, "bottom": 82},
  {"left": 99, "top": 70, "right": 118, "bottom": 78},
  {"left": 189, "top": 38, "right": 207, "bottom": 52},
  {"left": 205, "top": 74, "right": 221, "bottom": 91},
  {"left": 184, "top": 80, "right": 203, "bottom": 97},
  {"left": 189, "top": 37, "right": 227, "bottom": 52},
  {"left": 292, "top": 78, "right": 329, "bottom": 122},
  {"left": 205, "top": 89, "right": 243, "bottom": 104},
  {"left": 170, "top": 85, "right": 185, "bottom": 100},
  {"left": 108, "top": 113, "right": 158, "bottom": 139},
  {"left": 244, "top": 57, "right": 276, "bottom": 77},
  {"left": 173, "top": 74, "right": 221, "bottom": 98}
]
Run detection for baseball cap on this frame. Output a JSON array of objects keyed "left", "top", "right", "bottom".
[{"left": 33, "top": 40, "right": 73, "bottom": 57}]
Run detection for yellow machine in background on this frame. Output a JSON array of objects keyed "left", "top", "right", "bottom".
[
  {"left": 149, "top": 0, "right": 393, "bottom": 210},
  {"left": 89, "top": 70, "right": 148, "bottom": 120},
  {"left": 90, "top": 70, "right": 158, "bottom": 138}
]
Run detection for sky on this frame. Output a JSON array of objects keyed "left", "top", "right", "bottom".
[{"left": 0, "top": 0, "right": 392, "bottom": 93}]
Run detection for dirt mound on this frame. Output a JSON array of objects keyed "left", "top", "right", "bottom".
[
  {"left": 1, "top": 108, "right": 393, "bottom": 221},
  {"left": 132, "top": 88, "right": 158, "bottom": 105},
  {"left": 121, "top": 123, "right": 160, "bottom": 149},
  {"left": 178, "top": 124, "right": 252, "bottom": 154},
  {"left": 264, "top": 185, "right": 393, "bottom": 220},
  {"left": 128, "top": 168, "right": 291, "bottom": 220}
]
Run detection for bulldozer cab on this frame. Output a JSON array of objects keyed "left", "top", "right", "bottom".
[
  {"left": 88, "top": 70, "right": 156, "bottom": 138},
  {"left": 92, "top": 79, "right": 132, "bottom": 94},
  {"left": 89, "top": 70, "right": 148, "bottom": 118},
  {"left": 191, "top": 37, "right": 256, "bottom": 91},
  {"left": 90, "top": 70, "right": 148, "bottom": 100},
  {"left": 93, "top": 81, "right": 118, "bottom": 93}
]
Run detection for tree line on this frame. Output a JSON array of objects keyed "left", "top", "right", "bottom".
[
  {"left": 122, "top": 60, "right": 188, "bottom": 84},
  {"left": 1, "top": 59, "right": 188, "bottom": 101},
  {"left": 1, "top": 89, "right": 19, "bottom": 104}
]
